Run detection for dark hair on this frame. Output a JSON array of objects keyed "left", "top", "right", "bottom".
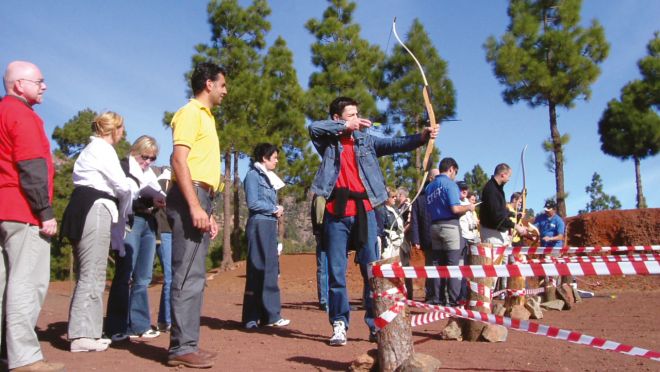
[
  {"left": 457, "top": 181, "right": 468, "bottom": 191},
  {"left": 494, "top": 163, "right": 511, "bottom": 176},
  {"left": 191, "top": 62, "right": 226, "bottom": 95},
  {"left": 510, "top": 192, "right": 521, "bottom": 202},
  {"left": 329, "top": 96, "right": 359, "bottom": 119},
  {"left": 253, "top": 143, "right": 279, "bottom": 163},
  {"left": 438, "top": 157, "right": 458, "bottom": 173}
]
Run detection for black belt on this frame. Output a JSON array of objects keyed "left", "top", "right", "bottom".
[{"left": 432, "top": 218, "right": 459, "bottom": 224}]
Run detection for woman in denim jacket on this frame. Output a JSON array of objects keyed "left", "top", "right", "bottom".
[{"left": 241, "top": 143, "right": 290, "bottom": 329}]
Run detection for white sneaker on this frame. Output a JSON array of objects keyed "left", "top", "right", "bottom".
[
  {"left": 71, "top": 338, "right": 109, "bottom": 352},
  {"left": 245, "top": 321, "right": 258, "bottom": 329},
  {"left": 97, "top": 337, "right": 112, "bottom": 345},
  {"left": 267, "top": 318, "right": 290, "bottom": 327},
  {"left": 329, "top": 320, "right": 347, "bottom": 346},
  {"left": 129, "top": 329, "right": 161, "bottom": 339}
]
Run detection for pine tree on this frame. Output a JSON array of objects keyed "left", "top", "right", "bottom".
[
  {"left": 179, "top": 0, "right": 271, "bottom": 268},
  {"left": 382, "top": 19, "right": 456, "bottom": 192},
  {"left": 578, "top": 172, "right": 621, "bottom": 214},
  {"left": 598, "top": 33, "right": 660, "bottom": 209},
  {"left": 484, "top": 0, "right": 609, "bottom": 217},
  {"left": 463, "top": 164, "right": 489, "bottom": 195},
  {"left": 304, "top": 0, "right": 384, "bottom": 121}
]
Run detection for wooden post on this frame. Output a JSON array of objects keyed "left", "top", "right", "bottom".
[
  {"left": 504, "top": 253, "right": 526, "bottom": 311},
  {"left": 460, "top": 243, "right": 493, "bottom": 341},
  {"left": 370, "top": 256, "right": 413, "bottom": 372}
]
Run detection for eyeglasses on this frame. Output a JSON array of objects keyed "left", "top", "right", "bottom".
[
  {"left": 141, "top": 155, "right": 157, "bottom": 162},
  {"left": 19, "top": 78, "right": 46, "bottom": 86}
]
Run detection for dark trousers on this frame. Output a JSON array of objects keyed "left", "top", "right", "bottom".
[
  {"left": 166, "top": 184, "right": 212, "bottom": 356},
  {"left": 423, "top": 247, "right": 441, "bottom": 303},
  {"left": 242, "top": 218, "right": 282, "bottom": 324}
]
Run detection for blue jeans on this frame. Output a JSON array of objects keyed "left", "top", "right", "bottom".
[
  {"left": 315, "top": 235, "right": 328, "bottom": 307},
  {"left": 105, "top": 215, "right": 157, "bottom": 335},
  {"left": 323, "top": 210, "right": 379, "bottom": 331},
  {"left": 157, "top": 232, "right": 172, "bottom": 326}
]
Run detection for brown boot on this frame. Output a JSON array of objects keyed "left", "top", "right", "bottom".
[
  {"left": 11, "top": 360, "right": 65, "bottom": 372},
  {"left": 167, "top": 351, "right": 214, "bottom": 368},
  {"left": 198, "top": 348, "right": 218, "bottom": 359}
]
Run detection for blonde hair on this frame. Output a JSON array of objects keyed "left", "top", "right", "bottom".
[
  {"left": 130, "top": 135, "right": 159, "bottom": 156},
  {"left": 92, "top": 111, "right": 123, "bottom": 137}
]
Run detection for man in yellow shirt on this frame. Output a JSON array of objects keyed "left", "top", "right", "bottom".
[{"left": 166, "top": 62, "right": 227, "bottom": 368}]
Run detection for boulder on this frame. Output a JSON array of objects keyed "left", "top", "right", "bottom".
[
  {"left": 555, "top": 284, "right": 574, "bottom": 310},
  {"left": 440, "top": 318, "right": 462, "bottom": 341},
  {"left": 507, "top": 304, "right": 531, "bottom": 320},
  {"left": 540, "top": 299, "right": 565, "bottom": 311},
  {"left": 394, "top": 353, "right": 442, "bottom": 372},
  {"left": 525, "top": 296, "right": 544, "bottom": 319},
  {"left": 480, "top": 324, "right": 508, "bottom": 342}
]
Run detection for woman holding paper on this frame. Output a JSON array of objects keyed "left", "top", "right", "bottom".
[
  {"left": 241, "top": 143, "right": 290, "bottom": 329},
  {"left": 105, "top": 135, "right": 165, "bottom": 341},
  {"left": 61, "top": 111, "right": 134, "bottom": 352}
]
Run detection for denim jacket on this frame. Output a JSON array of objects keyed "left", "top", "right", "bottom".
[
  {"left": 244, "top": 163, "right": 278, "bottom": 221},
  {"left": 309, "top": 119, "right": 426, "bottom": 208}
]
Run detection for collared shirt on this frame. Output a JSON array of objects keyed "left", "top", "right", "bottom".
[
  {"left": 0, "top": 95, "right": 54, "bottom": 225},
  {"left": 425, "top": 174, "right": 460, "bottom": 222},
  {"left": 73, "top": 136, "right": 134, "bottom": 220},
  {"left": 171, "top": 98, "right": 221, "bottom": 191}
]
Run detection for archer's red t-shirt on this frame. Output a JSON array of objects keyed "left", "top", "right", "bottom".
[{"left": 326, "top": 136, "right": 373, "bottom": 217}]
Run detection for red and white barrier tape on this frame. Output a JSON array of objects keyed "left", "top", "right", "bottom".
[
  {"left": 469, "top": 280, "right": 492, "bottom": 298},
  {"left": 471, "top": 245, "right": 660, "bottom": 257},
  {"left": 410, "top": 311, "right": 448, "bottom": 327},
  {"left": 377, "top": 292, "right": 660, "bottom": 362},
  {"left": 525, "top": 254, "right": 660, "bottom": 264},
  {"left": 370, "top": 259, "right": 660, "bottom": 279}
]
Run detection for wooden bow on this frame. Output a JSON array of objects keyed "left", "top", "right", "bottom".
[{"left": 392, "top": 18, "right": 439, "bottom": 206}]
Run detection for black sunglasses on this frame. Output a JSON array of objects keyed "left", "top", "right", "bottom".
[{"left": 141, "top": 155, "right": 157, "bottom": 161}]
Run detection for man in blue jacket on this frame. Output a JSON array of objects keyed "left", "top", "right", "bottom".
[{"left": 309, "top": 96, "right": 437, "bottom": 346}]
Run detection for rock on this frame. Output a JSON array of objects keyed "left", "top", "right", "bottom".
[
  {"left": 492, "top": 303, "right": 506, "bottom": 316},
  {"left": 525, "top": 296, "right": 544, "bottom": 319},
  {"left": 543, "top": 286, "right": 557, "bottom": 302},
  {"left": 480, "top": 324, "right": 508, "bottom": 342},
  {"left": 440, "top": 318, "right": 463, "bottom": 341},
  {"left": 571, "top": 285, "right": 583, "bottom": 303},
  {"left": 394, "top": 353, "right": 442, "bottom": 372},
  {"left": 507, "top": 304, "right": 531, "bottom": 320},
  {"left": 540, "top": 299, "right": 565, "bottom": 311},
  {"left": 556, "top": 284, "right": 574, "bottom": 310},
  {"left": 349, "top": 350, "right": 377, "bottom": 372}
]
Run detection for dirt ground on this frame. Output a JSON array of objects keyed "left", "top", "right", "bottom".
[
  {"left": 10, "top": 208, "right": 660, "bottom": 371},
  {"left": 21, "top": 251, "right": 660, "bottom": 372}
]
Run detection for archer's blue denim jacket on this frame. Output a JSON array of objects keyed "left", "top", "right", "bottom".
[
  {"left": 244, "top": 163, "right": 278, "bottom": 221},
  {"left": 309, "top": 120, "right": 426, "bottom": 208}
]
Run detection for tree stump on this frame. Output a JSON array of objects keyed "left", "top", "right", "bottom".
[
  {"left": 504, "top": 254, "right": 527, "bottom": 318},
  {"left": 459, "top": 243, "right": 493, "bottom": 341},
  {"left": 370, "top": 257, "right": 413, "bottom": 372}
]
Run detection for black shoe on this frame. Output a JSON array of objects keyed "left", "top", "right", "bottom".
[
  {"left": 369, "top": 331, "right": 378, "bottom": 343},
  {"left": 319, "top": 303, "right": 328, "bottom": 312}
]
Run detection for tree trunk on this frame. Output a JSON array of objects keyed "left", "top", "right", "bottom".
[
  {"left": 634, "top": 155, "right": 646, "bottom": 208},
  {"left": 548, "top": 102, "right": 567, "bottom": 218},
  {"left": 232, "top": 149, "right": 241, "bottom": 251},
  {"left": 371, "top": 256, "right": 413, "bottom": 372},
  {"left": 221, "top": 150, "right": 233, "bottom": 269}
]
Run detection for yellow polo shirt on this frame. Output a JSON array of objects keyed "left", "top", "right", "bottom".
[{"left": 171, "top": 99, "right": 221, "bottom": 191}]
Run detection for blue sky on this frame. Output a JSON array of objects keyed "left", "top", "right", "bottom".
[{"left": 2, "top": 0, "right": 658, "bottom": 216}]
